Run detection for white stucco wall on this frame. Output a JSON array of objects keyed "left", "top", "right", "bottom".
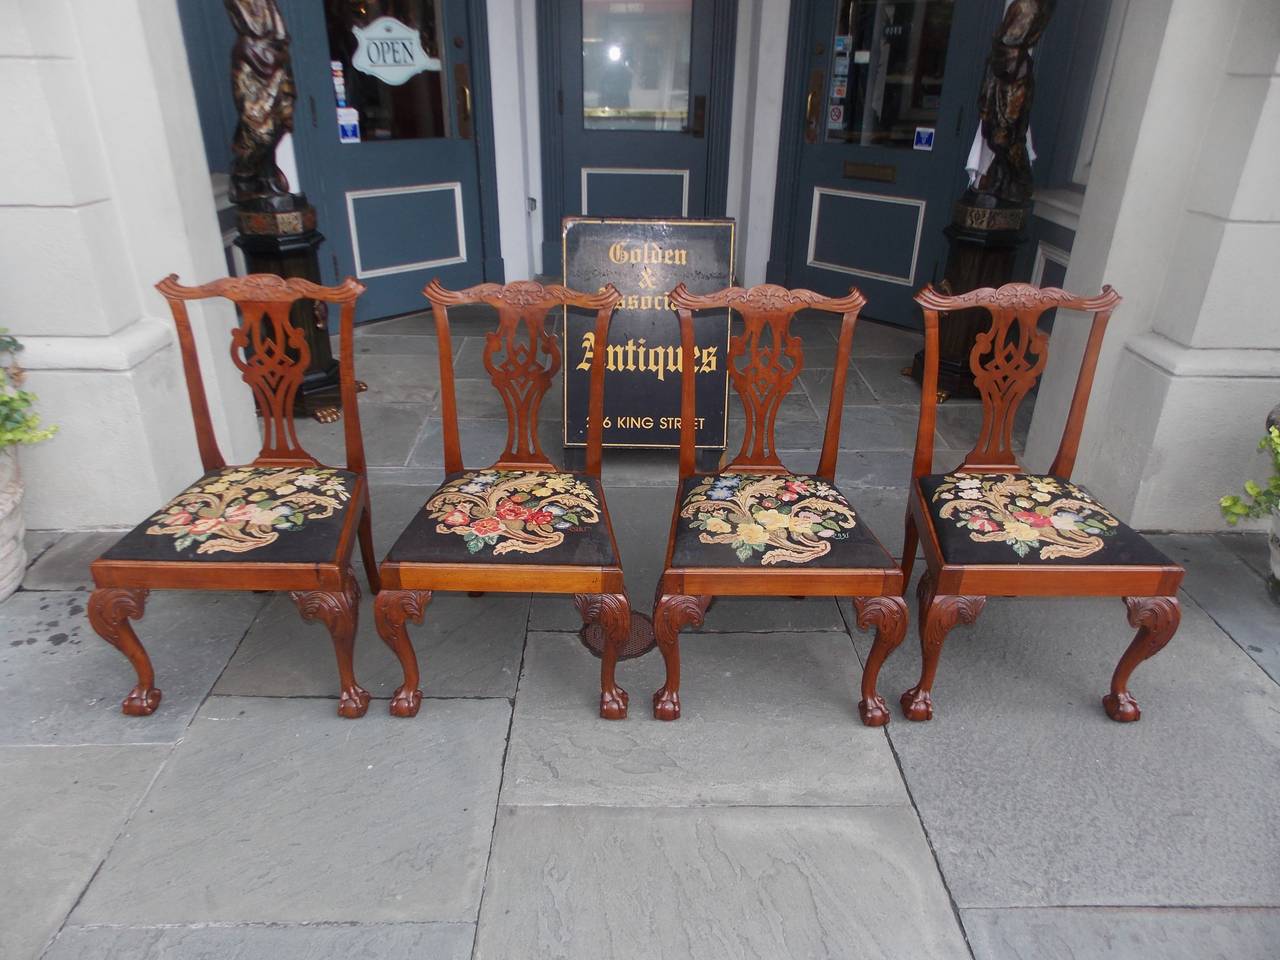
[
  {"left": 1025, "top": 0, "right": 1280, "bottom": 531},
  {"left": 0, "top": 0, "right": 257, "bottom": 529}
]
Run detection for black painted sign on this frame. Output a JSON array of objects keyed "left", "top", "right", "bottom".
[{"left": 562, "top": 218, "right": 734, "bottom": 449}]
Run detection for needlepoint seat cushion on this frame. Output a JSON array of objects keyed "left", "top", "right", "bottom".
[
  {"left": 386, "top": 469, "right": 617, "bottom": 566},
  {"left": 918, "top": 472, "right": 1171, "bottom": 566},
  {"left": 671, "top": 472, "right": 895, "bottom": 569},
  {"left": 102, "top": 465, "right": 358, "bottom": 563}
]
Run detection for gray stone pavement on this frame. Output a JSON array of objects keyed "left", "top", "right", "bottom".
[{"left": 4, "top": 311, "right": 1279, "bottom": 959}]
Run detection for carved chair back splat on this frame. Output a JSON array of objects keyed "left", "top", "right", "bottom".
[
  {"left": 671, "top": 282, "right": 867, "bottom": 480},
  {"left": 374, "top": 280, "right": 635, "bottom": 721},
  {"left": 88, "top": 274, "right": 380, "bottom": 720},
  {"left": 650, "top": 283, "right": 907, "bottom": 728},
  {"left": 908, "top": 281, "right": 1121, "bottom": 483},
  {"left": 156, "top": 273, "right": 370, "bottom": 474},
  {"left": 426, "top": 279, "right": 620, "bottom": 476},
  {"left": 900, "top": 282, "right": 1184, "bottom": 727}
]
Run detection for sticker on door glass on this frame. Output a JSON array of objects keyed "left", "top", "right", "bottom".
[
  {"left": 913, "top": 127, "right": 935, "bottom": 151},
  {"left": 337, "top": 106, "right": 361, "bottom": 143},
  {"left": 351, "top": 16, "right": 441, "bottom": 86},
  {"left": 832, "top": 82, "right": 847, "bottom": 99},
  {"left": 829, "top": 105, "right": 845, "bottom": 125}
]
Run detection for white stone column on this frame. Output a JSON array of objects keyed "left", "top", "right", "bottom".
[
  {"left": 0, "top": 0, "right": 258, "bottom": 529},
  {"left": 1025, "top": 0, "right": 1280, "bottom": 531}
]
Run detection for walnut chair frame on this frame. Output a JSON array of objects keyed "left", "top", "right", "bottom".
[
  {"left": 900, "top": 282, "right": 1184, "bottom": 723},
  {"left": 88, "top": 274, "right": 379, "bottom": 718},
  {"left": 650, "top": 283, "right": 907, "bottom": 725},
  {"left": 374, "top": 280, "right": 630, "bottom": 719}
]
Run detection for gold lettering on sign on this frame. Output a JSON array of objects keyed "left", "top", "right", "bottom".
[
  {"left": 607, "top": 241, "right": 688, "bottom": 266},
  {"left": 578, "top": 332, "right": 719, "bottom": 381}
]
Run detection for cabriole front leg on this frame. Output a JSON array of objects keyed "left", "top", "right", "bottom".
[
  {"left": 374, "top": 589, "right": 431, "bottom": 718},
  {"left": 651, "top": 594, "right": 707, "bottom": 721},
  {"left": 574, "top": 593, "right": 631, "bottom": 719},
  {"left": 901, "top": 573, "right": 985, "bottom": 722},
  {"left": 291, "top": 574, "right": 370, "bottom": 718},
  {"left": 1104, "top": 596, "right": 1180, "bottom": 722},
  {"left": 87, "top": 587, "right": 159, "bottom": 715},
  {"left": 852, "top": 595, "right": 909, "bottom": 727}
]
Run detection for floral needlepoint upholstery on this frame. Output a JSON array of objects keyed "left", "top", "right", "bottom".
[
  {"left": 671, "top": 473, "right": 895, "bottom": 569},
  {"left": 104, "top": 466, "right": 356, "bottom": 563},
  {"left": 386, "top": 469, "right": 617, "bottom": 566},
  {"left": 919, "top": 472, "right": 1171, "bottom": 566}
]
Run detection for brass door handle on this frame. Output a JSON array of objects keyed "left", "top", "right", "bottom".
[
  {"left": 804, "top": 70, "right": 824, "bottom": 144},
  {"left": 454, "top": 62, "right": 473, "bottom": 139}
]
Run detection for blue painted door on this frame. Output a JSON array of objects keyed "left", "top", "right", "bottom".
[
  {"left": 554, "top": 0, "right": 720, "bottom": 259},
  {"left": 777, "top": 0, "right": 997, "bottom": 327},
  {"left": 285, "top": 0, "right": 490, "bottom": 320}
]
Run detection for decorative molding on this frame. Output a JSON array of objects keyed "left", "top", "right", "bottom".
[
  {"left": 344, "top": 182, "right": 467, "bottom": 279},
  {"left": 1031, "top": 187, "right": 1083, "bottom": 233},
  {"left": 704, "top": 0, "right": 739, "bottom": 217},
  {"left": 581, "top": 167, "right": 690, "bottom": 218},
  {"left": 1073, "top": 0, "right": 1131, "bottom": 186},
  {"left": 1030, "top": 239, "right": 1071, "bottom": 287},
  {"left": 1126, "top": 332, "right": 1280, "bottom": 379},
  {"left": 20, "top": 318, "right": 175, "bottom": 372},
  {"left": 806, "top": 187, "right": 925, "bottom": 286},
  {"left": 766, "top": 0, "right": 817, "bottom": 284}
]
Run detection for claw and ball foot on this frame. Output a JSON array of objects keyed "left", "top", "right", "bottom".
[
  {"left": 1104, "top": 596, "right": 1180, "bottom": 722},
  {"left": 574, "top": 593, "right": 631, "bottom": 719},
  {"left": 853, "top": 595, "right": 908, "bottom": 726},
  {"left": 88, "top": 587, "right": 160, "bottom": 715},
  {"left": 374, "top": 589, "right": 432, "bottom": 717},
  {"left": 901, "top": 574, "right": 985, "bottom": 722},
  {"left": 292, "top": 575, "right": 370, "bottom": 718},
  {"left": 650, "top": 594, "right": 707, "bottom": 721}
]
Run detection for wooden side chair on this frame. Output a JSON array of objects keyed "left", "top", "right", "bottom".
[
  {"left": 88, "top": 275, "right": 379, "bottom": 718},
  {"left": 901, "top": 282, "right": 1184, "bottom": 723},
  {"left": 373, "top": 280, "right": 630, "bottom": 719},
  {"left": 650, "top": 283, "right": 908, "bottom": 725}
]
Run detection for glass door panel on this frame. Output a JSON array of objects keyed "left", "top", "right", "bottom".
[{"left": 582, "top": 0, "right": 693, "bottom": 132}]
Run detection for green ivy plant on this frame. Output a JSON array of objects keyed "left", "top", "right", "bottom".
[
  {"left": 0, "top": 331, "right": 56, "bottom": 449},
  {"left": 1220, "top": 425, "right": 1280, "bottom": 524}
]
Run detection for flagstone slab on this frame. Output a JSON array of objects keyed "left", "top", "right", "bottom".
[
  {"left": 294, "top": 401, "right": 433, "bottom": 468},
  {"left": 473, "top": 805, "right": 968, "bottom": 960},
  {"left": 22, "top": 531, "right": 125, "bottom": 591},
  {"left": 23, "top": 529, "right": 64, "bottom": 567},
  {"left": 1215, "top": 531, "right": 1271, "bottom": 580},
  {"left": 0, "top": 744, "right": 168, "bottom": 960},
  {"left": 503, "top": 632, "right": 907, "bottom": 806},
  {"left": 45, "top": 922, "right": 475, "bottom": 960},
  {"left": 0, "top": 590, "right": 266, "bottom": 745},
  {"left": 962, "top": 907, "right": 1280, "bottom": 960},
  {"left": 214, "top": 589, "right": 527, "bottom": 700},
  {"left": 1149, "top": 533, "right": 1280, "bottom": 683},
  {"left": 73, "top": 697, "right": 510, "bottom": 926},
  {"left": 861, "top": 594, "right": 1280, "bottom": 907}
]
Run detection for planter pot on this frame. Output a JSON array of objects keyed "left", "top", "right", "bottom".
[{"left": 0, "top": 448, "right": 25, "bottom": 602}]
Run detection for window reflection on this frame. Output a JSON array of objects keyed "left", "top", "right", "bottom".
[
  {"left": 582, "top": 0, "right": 692, "bottom": 132},
  {"left": 826, "top": 0, "right": 954, "bottom": 148}
]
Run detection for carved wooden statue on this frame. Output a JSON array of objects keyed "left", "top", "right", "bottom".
[
  {"left": 225, "top": 0, "right": 296, "bottom": 206},
  {"left": 974, "top": 0, "right": 1055, "bottom": 205}
]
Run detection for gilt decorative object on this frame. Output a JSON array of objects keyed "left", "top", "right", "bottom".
[
  {"left": 226, "top": 0, "right": 298, "bottom": 212},
  {"left": 910, "top": 0, "right": 1056, "bottom": 399},
  {"left": 225, "top": 0, "right": 356, "bottom": 422}
]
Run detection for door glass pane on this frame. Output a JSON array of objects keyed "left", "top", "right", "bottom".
[
  {"left": 825, "top": 0, "right": 955, "bottom": 147},
  {"left": 325, "top": 0, "right": 447, "bottom": 142},
  {"left": 582, "top": 0, "right": 692, "bottom": 131}
]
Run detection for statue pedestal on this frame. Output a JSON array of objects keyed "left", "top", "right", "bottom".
[
  {"left": 234, "top": 196, "right": 355, "bottom": 422},
  {"left": 910, "top": 195, "right": 1028, "bottom": 399}
]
